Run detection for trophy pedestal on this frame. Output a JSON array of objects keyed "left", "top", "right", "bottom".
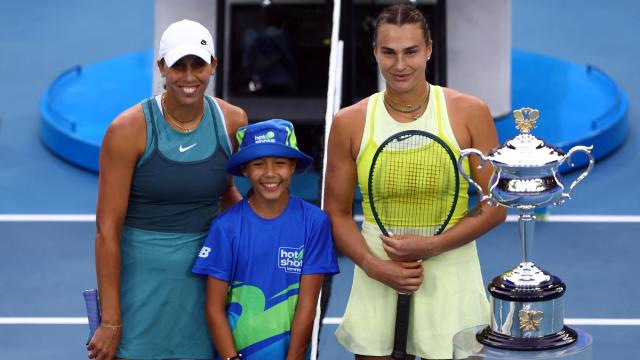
[
  {"left": 479, "top": 262, "right": 577, "bottom": 350},
  {"left": 453, "top": 325, "right": 593, "bottom": 360}
]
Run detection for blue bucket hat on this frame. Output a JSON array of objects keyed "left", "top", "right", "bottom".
[{"left": 226, "top": 119, "right": 313, "bottom": 176}]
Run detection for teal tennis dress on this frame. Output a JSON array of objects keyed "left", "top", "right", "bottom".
[{"left": 116, "top": 95, "right": 232, "bottom": 359}]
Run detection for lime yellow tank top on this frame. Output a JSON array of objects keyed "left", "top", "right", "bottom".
[{"left": 356, "top": 85, "right": 470, "bottom": 226}]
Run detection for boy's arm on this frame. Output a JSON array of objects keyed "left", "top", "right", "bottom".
[
  {"left": 206, "top": 277, "right": 240, "bottom": 359},
  {"left": 287, "top": 274, "right": 324, "bottom": 360}
]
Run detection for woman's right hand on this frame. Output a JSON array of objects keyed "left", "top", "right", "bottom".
[
  {"left": 362, "top": 254, "right": 424, "bottom": 293},
  {"left": 87, "top": 326, "right": 121, "bottom": 360}
]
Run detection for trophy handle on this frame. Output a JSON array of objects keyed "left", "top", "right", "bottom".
[
  {"left": 459, "top": 149, "right": 494, "bottom": 205},
  {"left": 562, "top": 145, "right": 595, "bottom": 200},
  {"left": 552, "top": 167, "right": 566, "bottom": 205}
]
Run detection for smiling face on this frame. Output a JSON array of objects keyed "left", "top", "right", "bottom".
[
  {"left": 158, "top": 55, "right": 216, "bottom": 105},
  {"left": 243, "top": 157, "right": 297, "bottom": 209},
  {"left": 374, "top": 23, "right": 432, "bottom": 94}
]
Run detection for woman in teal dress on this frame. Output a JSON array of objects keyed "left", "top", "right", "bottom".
[{"left": 87, "top": 19, "right": 247, "bottom": 360}]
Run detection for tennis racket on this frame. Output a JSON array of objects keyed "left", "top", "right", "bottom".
[
  {"left": 82, "top": 289, "right": 101, "bottom": 344},
  {"left": 367, "top": 130, "right": 460, "bottom": 359}
]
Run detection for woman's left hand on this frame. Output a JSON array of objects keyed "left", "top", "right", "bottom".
[{"left": 380, "top": 234, "right": 441, "bottom": 261}]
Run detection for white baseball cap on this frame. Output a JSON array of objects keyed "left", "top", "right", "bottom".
[{"left": 159, "top": 19, "right": 215, "bottom": 67}]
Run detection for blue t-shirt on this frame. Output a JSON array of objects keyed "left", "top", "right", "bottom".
[{"left": 192, "top": 195, "right": 339, "bottom": 359}]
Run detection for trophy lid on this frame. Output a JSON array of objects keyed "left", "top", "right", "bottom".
[{"left": 487, "top": 108, "right": 565, "bottom": 167}]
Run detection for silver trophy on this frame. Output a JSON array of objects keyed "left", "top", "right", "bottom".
[{"left": 458, "top": 108, "right": 594, "bottom": 350}]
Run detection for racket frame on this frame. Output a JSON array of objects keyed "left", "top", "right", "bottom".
[{"left": 367, "top": 129, "right": 461, "bottom": 359}]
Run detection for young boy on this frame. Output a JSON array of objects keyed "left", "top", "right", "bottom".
[{"left": 192, "top": 119, "right": 339, "bottom": 360}]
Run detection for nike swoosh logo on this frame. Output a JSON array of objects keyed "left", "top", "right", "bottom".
[
  {"left": 179, "top": 143, "right": 197, "bottom": 152},
  {"left": 396, "top": 134, "right": 415, "bottom": 142}
]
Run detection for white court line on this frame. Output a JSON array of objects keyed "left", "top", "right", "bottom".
[
  {"left": 506, "top": 214, "right": 640, "bottom": 223},
  {"left": 322, "top": 317, "right": 640, "bottom": 326},
  {"left": 566, "top": 318, "right": 640, "bottom": 326},
  {"left": 353, "top": 214, "right": 640, "bottom": 223},
  {"left": 2, "top": 214, "right": 640, "bottom": 223},
  {"left": 0, "top": 317, "right": 88, "bottom": 324},
  {"left": 1, "top": 317, "right": 639, "bottom": 326},
  {"left": 0, "top": 214, "right": 95, "bottom": 222}
]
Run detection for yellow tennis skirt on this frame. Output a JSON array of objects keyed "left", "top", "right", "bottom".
[{"left": 335, "top": 221, "right": 490, "bottom": 359}]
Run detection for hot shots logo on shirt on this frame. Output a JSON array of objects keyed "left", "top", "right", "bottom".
[
  {"left": 278, "top": 246, "right": 304, "bottom": 274},
  {"left": 254, "top": 131, "right": 276, "bottom": 144}
]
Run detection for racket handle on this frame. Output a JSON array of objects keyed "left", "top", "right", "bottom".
[
  {"left": 82, "top": 289, "right": 101, "bottom": 337},
  {"left": 391, "top": 293, "right": 412, "bottom": 360}
]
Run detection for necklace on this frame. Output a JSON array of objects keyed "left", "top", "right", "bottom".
[
  {"left": 384, "top": 84, "right": 430, "bottom": 121},
  {"left": 161, "top": 93, "right": 203, "bottom": 133}
]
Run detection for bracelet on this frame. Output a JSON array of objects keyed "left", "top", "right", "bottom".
[
  {"left": 226, "top": 354, "right": 242, "bottom": 360},
  {"left": 101, "top": 323, "right": 122, "bottom": 329}
]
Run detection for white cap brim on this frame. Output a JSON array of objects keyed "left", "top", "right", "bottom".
[{"left": 163, "top": 45, "right": 213, "bottom": 67}]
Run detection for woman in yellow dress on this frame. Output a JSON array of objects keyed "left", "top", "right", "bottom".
[{"left": 323, "top": 4, "right": 506, "bottom": 359}]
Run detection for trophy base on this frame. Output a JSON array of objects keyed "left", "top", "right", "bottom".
[
  {"left": 454, "top": 325, "right": 593, "bottom": 359},
  {"left": 476, "top": 325, "right": 578, "bottom": 351}
]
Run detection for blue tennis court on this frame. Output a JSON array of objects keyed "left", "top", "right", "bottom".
[{"left": 1, "top": 0, "right": 639, "bottom": 359}]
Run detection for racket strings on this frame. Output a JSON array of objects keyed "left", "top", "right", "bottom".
[{"left": 371, "top": 134, "right": 458, "bottom": 237}]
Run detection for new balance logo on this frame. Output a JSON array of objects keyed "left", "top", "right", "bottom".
[{"left": 198, "top": 246, "right": 211, "bottom": 258}]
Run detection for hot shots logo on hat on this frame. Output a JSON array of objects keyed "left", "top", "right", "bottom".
[
  {"left": 254, "top": 131, "right": 276, "bottom": 144},
  {"left": 226, "top": 119, "right": 313, "bottom": 176}
]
